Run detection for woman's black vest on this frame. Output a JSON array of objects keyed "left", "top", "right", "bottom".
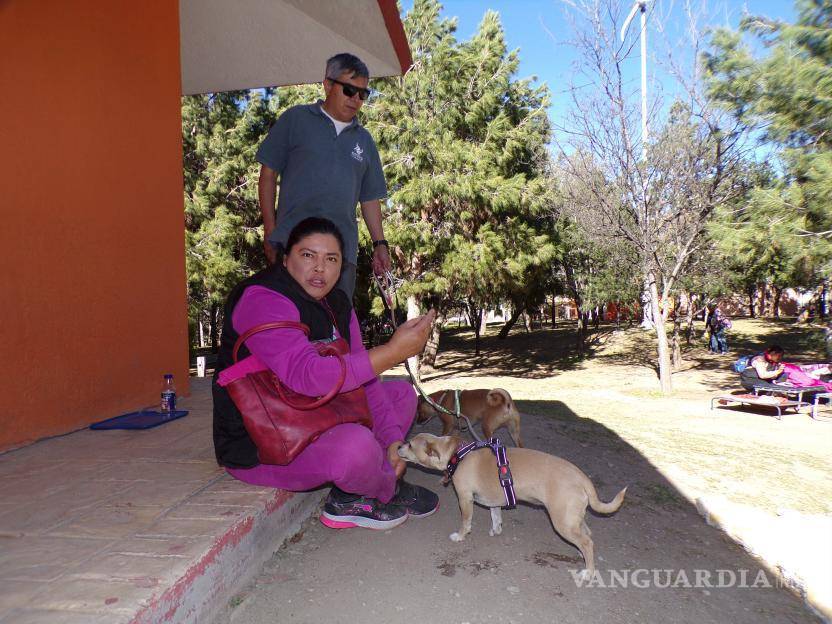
[{"left": 212, "top": 264, "right": 352, "bottom": 468}]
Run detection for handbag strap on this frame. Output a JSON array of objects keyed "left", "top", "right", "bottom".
[
  {"left": 232, "top": 321, "right": 310, "bottom": 363},
  {"left": 232, "top": 320, "right": 348, "bottom": 410}
]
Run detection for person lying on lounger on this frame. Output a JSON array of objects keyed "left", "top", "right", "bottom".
[
  {"left": 739, "top": 345, "right": 788, "bottom": 391},
  {"left": 741, "top": 345, "right": 831, "bottom": 392}
]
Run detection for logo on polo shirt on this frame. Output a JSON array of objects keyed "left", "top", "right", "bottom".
[{"left": 351, "top": 143, "right": 364, "bottom": 162}]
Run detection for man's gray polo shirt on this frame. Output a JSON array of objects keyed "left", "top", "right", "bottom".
[{"left": 256, "top": 101, "right": 387, "bottom": 264}]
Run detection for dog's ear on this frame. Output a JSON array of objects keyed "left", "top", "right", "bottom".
[{"left": 425, "top": 440, "right": 441, "bottom": 460}]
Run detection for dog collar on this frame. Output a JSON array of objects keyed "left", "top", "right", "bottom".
[{"left": 443, "top": 438, "right": 516, "bottom": 510}]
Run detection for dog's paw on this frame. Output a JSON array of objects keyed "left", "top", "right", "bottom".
[
  {"left": 577, "top": 569, "right": 593, "bottom": 582},
  {"left": 488, "top": 525, "right": 503, "bottom": 537},
  {"left": 449, "top": 532, "right": 466, "bottom": 542}
]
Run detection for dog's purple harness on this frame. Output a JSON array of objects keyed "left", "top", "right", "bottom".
[{"left": 443, "top": 438, "right": 517, "bottom": 509}]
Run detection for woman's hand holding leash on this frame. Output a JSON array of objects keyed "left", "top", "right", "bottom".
[
  {"left": 368, "top": 309, "right": 436, "bottom": 375},
  {"left": 390, "top": 310, "right": 435, "bottom": 357}
]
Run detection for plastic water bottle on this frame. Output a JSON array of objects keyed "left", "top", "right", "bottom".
[{"left": 161, "top": 374, "right": 177, "bottom": 413}]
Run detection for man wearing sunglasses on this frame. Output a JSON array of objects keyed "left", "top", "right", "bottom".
[{"left": 256, "top": 53, "right": 390, "bottom": 301}]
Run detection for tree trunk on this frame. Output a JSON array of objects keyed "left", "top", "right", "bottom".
[
  {"left": 209, "top": 304, "right": 219, "bottom": 350},
  {"left": 684, "top": 292, "right": 696, "bottom": 345},
  {"left": 575, "top": 310, "right": 589, "bottom": 351},
  {"left": 406, "top": 295, "right": 422, "bottom": 381},
  {"left": 772, "top": 286, "right": 783, "bottom": 318},
  {"left": 649, "top": 277, "right": 673, "bottom": 393},
  {"left": 760, "top": 283, "right": 769, "bottom": 318},
  {"left": 466, "top": 299, "right": 483, "bottom": 357},
  {"left": 671, "top": 295, "right": 683, "bottom": 369},
  {"left": 747, "top": 286, "right": 756, "bottom": 318},
  {"left": 821, "top": 280, "right": 828, "bottom": 321},
  {"left": 698, "top": 293, "right": 709, "bottom": 339},
  {"left": 198, "top": 314, "right": 206, "bottom": 349},
  {"left": 637, "top": 278, "right": 653, "bottom": 329},
  {"left": 498, "top": 305, "right": 523, "bottom": 339},
  {"left": 551, "top": 292, "right": 557, "bottom": 328},
  {"left": 421, "top": 309, "right": 445, "bottom": 368},
  {"left": 563, "top": 262, "right": 585, "bottom": 349}
]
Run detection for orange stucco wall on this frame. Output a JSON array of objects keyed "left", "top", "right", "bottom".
[{"left": 0, "top": 1, "right": 190, "bottom": 451}]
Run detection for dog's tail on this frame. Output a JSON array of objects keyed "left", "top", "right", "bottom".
[
  {"left": 587, "top": 485, "right": 627, "bottom": 515},
  {"left": 486, "top": 388, "right": 511, "bottom": 407}
]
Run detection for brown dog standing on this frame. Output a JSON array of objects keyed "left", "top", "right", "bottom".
[
  {"left": 398, "top": 433, "right": 626, "bottom": 575},
  {"left": 416, "top": 388, "right": 522, "bottom": 447}
]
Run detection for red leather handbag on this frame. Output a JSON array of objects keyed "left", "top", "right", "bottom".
[{"left": 224, "top": 321, "right": 372, "bottom": 465}]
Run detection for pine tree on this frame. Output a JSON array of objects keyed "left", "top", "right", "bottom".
[
  {"left": 182, "top": 85, "right": 319, "bottom": 348},
  {"left": 365, "top": 0, "right": 554, "bottom": 362},
  {"left": 704, "top": 0, "right": 832, "bottom": 315},
  {"left": 708, "top": 163, "right": 819, "bottom": 317}
]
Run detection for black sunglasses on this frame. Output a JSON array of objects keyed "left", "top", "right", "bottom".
[{"left": 328, "top": 78, "right": 371, "bottom": 101}]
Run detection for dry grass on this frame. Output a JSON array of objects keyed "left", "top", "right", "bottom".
[{"left": 403, "top": 316, "right": 832, "bottom": 515}]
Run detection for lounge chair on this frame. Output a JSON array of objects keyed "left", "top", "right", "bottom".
[{"left": 710, "top": 392, "right": 802, "bottom": 420}]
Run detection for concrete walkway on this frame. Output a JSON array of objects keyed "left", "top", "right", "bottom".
[{"left": 0, "top": 378, "right": 323, "bottom": 624}]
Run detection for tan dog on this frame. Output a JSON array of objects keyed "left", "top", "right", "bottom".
[
  {"left": 398, "top": 433, "right": 626, "bottom": 575},
  {"left": 416, "top": 388, "right": 522, "bottom": 447}
]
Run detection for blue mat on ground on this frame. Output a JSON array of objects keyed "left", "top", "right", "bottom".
[{"left": 90, "top": 409, "right": 188, "bottom": 430}]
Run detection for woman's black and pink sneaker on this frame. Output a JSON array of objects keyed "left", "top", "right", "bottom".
[
  {"left": 389, "top": 480, "right": 439, "bottom": 518},
  {"left": 320, "top": 487, "right": 407, "bottom": 530}
]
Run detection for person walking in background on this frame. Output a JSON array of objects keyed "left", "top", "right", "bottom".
[
  {"left": 256, "top": 53, "right": 390, "bottom": 301},
  {"left": 707, "top": 305, "right": 731, "bottom": 354}
]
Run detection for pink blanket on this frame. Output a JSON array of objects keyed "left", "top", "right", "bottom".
[{"left": 782, "top": 363, "right": 832, "bottom": 391}]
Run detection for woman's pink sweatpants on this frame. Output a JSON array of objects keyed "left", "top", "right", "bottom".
[{"left": 226, "top": 379, "right": 416, "bottom": 503}]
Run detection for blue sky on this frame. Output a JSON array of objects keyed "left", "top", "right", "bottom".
[{"left": 399, "top": 0, "right": 797, "bottom": 143}]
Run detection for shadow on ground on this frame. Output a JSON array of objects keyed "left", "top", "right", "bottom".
[
  {"left": 223, "top": 395, "right": 820, "bottom": 624},
  {"left": 421, "top": 324, "right": 616, "bottom": 381},
  {"left": 439, "top": 397, "right": 819, "bottom": 621}
]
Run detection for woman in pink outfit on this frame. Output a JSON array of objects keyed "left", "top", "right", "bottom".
[{"left": 213, "top": 217, "right": 439, "bottom": 530}]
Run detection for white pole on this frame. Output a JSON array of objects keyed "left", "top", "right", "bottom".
[
  {"left": 638, "top": 2, "right": 651, "bottom": 328},
  {"left": 640, "top": 3, "right": 648, "bottom": 161},
  {"left": 621, "top": 0, "right": 654, "bottom": 329}
]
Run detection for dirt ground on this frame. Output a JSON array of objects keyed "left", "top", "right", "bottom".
[
  {"left": 421, "top": 317, "right": 832, "bottom": 516},
  {"left": 218, "top": 317, "right": 831, "bottom": 624}
]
